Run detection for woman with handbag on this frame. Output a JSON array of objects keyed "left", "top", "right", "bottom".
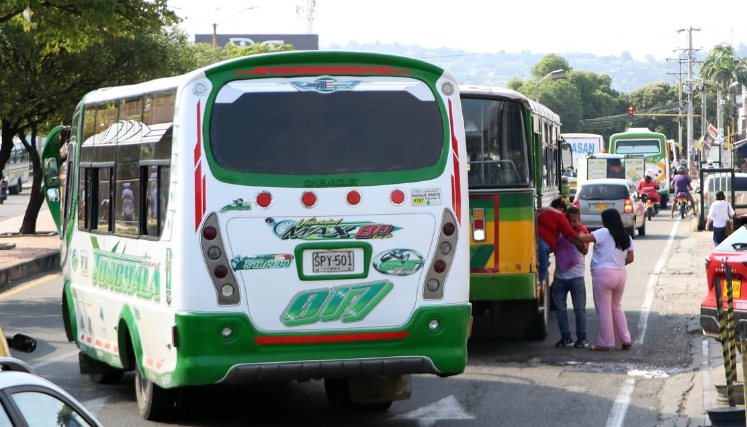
[{"left": 706, "top": 190, "right": 735, "bottom": 246}]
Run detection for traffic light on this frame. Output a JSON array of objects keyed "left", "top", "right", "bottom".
[{"left": 628, "top": 105, "right": 635, "bottom": 117}]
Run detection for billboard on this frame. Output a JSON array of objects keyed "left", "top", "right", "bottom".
[{"left": 194, "top": 34, "right": 319, "bottom": 51}]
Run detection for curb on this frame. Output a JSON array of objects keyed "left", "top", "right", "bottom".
[{"left": 0, "top": 252, "right": 61, "bottom": 290}]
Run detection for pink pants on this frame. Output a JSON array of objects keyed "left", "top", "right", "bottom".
[{"left": 592, "top": 268, "right": 631, "bottom": 347}]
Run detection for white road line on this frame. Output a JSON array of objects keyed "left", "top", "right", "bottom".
[
  {"left": 634, "top": 217, "right": 680, "bottom": 346},
  {"left": 31, "top": 350, "right": 79, "bottom": 370},
  {"left": 605, "top": 378, "right": 636, "bottom": 427}
]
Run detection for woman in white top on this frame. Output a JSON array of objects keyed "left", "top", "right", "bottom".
[
  {"left": 578, "top": 209, "right": 634, "bottom": 351},
  {"left": 706, "top": 190, "right": 735, "bottom": 246}
]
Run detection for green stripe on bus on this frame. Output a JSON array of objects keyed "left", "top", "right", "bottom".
[
  {"left": 168, "top": 304, "right": 471, "bottom": 387},
  {"left": 470, "top": 245, "right": 494, "bottom": 269},
  {"left": 498, "top": 207, "right": 534, "bottom": 222},
  {"left": 469, "top": 273, "right": 537, "bottom": 300},
  {"left": 498, "top": 192, "right": 534, "bottom": 209}
]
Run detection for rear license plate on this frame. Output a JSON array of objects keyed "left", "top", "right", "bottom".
[
  {"left": 595, "top": 203, "right": 609, "bottom": 211},
  {"left": 722, "top": 278, "right": 742, "bottom": 299},
  {"left": 312, "top": 250, "right": 355, "bottom": 273}
]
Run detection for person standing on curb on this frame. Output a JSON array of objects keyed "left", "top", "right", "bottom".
[
  {"left": 552, "top": 206, "right": 589, "bottom": 348},
  {"left": 706, "top": 190, "right": 735, "bottom": 247},
  {"left": 578, "top": 209, "right": 634, "bottom": 351}
]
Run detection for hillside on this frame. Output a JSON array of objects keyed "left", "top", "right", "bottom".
[{"left": 325, "top": 41, "right": 747, "bottom": 93}]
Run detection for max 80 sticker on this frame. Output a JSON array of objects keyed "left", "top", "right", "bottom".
[
  {"left": 373, "top": 249, "right": 424, "bottom": 276},
  {"left": 281, "top": 281, "right": 393, "bottom": 326},
  {"left": 268, "top": 217, "right": 400, "bottom": 240}
]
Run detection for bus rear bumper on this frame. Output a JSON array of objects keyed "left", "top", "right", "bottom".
[
  {"left": 218, "top": 356, "right": 438, "bottom": 384},
  {"left": 171, "top": 304, "right": 471, "bottom": 387},
  {"left": 469, "top": 273, "right": 536, "bottom": 301}
]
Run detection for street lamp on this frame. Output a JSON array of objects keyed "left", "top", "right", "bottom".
[
  {"left": 535, "top": 69, "right": 565, "bottom": 103},
  {"left": 212, "top": 7, "right": 258, "bottom": 51}
]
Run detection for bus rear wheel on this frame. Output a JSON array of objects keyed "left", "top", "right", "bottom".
[
  {"left": 8, "top": 179, "right": 21, "bottom": 195},
  {"left": 135, "top": 362, "right": 176, "bottom": 420}
]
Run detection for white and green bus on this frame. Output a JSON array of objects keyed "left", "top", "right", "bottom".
[
  {"left": 41, "top": 51, "right": 471, "bottom": 419},
  {"left": 1, "top": 140, "right": 32, "bottom": 194}
]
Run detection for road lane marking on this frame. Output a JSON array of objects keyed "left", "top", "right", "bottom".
[
  {"left": 633, "top": 218, "right": 679, "bottom": 346},
  {"left": 605, "top": 378, "right": 636, "bottom": 427},
  {"left": 391, "top": 395, "right": 475, "bottom": 427},
  {"left": 31, "top": 350, "right": 79, "bottom": 370},
  {"left": 0, "top": 272, "right": 62, "bottom": 300}
]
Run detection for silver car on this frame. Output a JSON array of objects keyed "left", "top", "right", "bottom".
[{"left": 572, "top": 178, "right": 646, "bottom": 238}]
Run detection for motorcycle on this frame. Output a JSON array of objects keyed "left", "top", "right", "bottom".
[
  {"left": 639, "top": 192, "right": 660, "bottom": 221},
  {"left": 676, "top": 192, "right": 689, "bottom": 219}
]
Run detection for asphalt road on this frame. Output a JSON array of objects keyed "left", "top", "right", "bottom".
[{"left": 0, "top": 214, "right": 707, "bottom": 427}]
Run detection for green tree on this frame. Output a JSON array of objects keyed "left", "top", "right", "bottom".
[
  {"left": 0, "top": 0, "right": 177, "bottom": 52},
  {"left": 0, "top": 23, "right": 196, "bottom": 233}
]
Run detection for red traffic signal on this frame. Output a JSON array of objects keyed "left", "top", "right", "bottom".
[{"left": 628, "top": 105, "right": 635, "bottom": 116}]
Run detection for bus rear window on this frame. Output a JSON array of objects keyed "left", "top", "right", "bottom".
[
  {"left": 614, "top": 139, "right": 660, "bottom": 154},
  {"left": 209, "top": 80, "right": 444, "bottom": 175}
]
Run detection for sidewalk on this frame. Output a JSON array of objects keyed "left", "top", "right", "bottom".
[{"left": 0, "top": 208, "right": 60, "bottom": 291}]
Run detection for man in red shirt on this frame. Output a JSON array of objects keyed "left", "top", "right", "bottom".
[
  {"left": 537, "top": 198, "right": 579, "bottom": 286},
  {"left": 636, "top": 172, "right": 661, "bottom": 204}
]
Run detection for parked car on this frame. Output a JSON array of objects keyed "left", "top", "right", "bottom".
[
  {"left": 699, "top": 172, "right": 747, "bottom": 228},
  {"left": 572, "top": 178, "right": 646, "bottom": 238},
  {"left": 700, "top": 225, "right": 747, "bottom": 341},
  {"left": 1, "top": 324, "right": 103, "bottom": 426}
]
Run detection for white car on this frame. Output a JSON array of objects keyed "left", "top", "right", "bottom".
[{"left": 572, "top": 178, "right": 647, "bottom": 238}]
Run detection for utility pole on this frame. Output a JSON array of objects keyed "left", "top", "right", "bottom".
[
  {"left": 677, "top": 27, "right": 700, "bottom": 173},
  {"left": 667, "top": 57, "right": 688, "bottom": 161}
]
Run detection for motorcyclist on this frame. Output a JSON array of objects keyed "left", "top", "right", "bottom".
[
  {"left": 670, "top": 166, "right": 697, "bottom": 218},
  {"left": 637, "top": 171, "right": 661, "bottom": 206}
]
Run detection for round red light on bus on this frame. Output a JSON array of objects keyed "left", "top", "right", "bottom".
[
  {"left": 442, "top": 222, "right": 455, "bottom": 236},
  {"left": 434, "top": 260, "right": 446, "bottom": 273},
  {"left": 203, "top": 226, "right": 217, "bottom": 240},
  {"left": 214, "top": 265, "right": 228, "bottom": 279},
  {"left": 256, "top": 191, "right": 272, "bottom": 208},
  {"left": 390, "top": 189, "right": 405, "bottom": 205},
  {"left": 346, "top": 190, "right": 361, "bottom": 206},
  {"left": 301, "top": 191, "right": 317, "bottom": 208}
]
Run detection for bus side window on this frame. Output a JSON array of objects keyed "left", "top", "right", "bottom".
[{"left": 97, "top": 168, "right": 113, "bottom": 232}]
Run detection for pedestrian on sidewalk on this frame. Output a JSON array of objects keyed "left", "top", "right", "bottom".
[
  {"left": 552, "top": 206, "right": 589, "bottom": 348},
  {"left": 578, "top": 209, "right": 634, "bottom": 351},
  {"left": 706, "top": 190, "right": 735, "bottom": 246}
]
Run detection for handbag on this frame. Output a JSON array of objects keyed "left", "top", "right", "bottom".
[
  {"left": 554, "top": 236, "right": 579, "bottom": 272},
  {"left": 726, "top": 219, "right": 735, "bottom": 236}
]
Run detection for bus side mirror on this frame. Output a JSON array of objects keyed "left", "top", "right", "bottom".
[
  {"left": 561, "top": 142, "right": 573, "bottom": 169},
  {"left": 7, "top": 333, "right": 36, "bottom": 353},
  {"left": 43, "top": 158, "right": 60, "bottom": 187}
]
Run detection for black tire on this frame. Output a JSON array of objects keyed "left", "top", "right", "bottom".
[
  {"left": 638, "top": 218, "right": 646, "bottom": 236},
  {"left": 17, "top": 178, "right": 22, "bottom": 193},
  {"left": 90, "top": 372, "right": 124, "bottom": 384},
  {"left": 680, "top": 205, "right": 686, "bottom": 219},
  {"left": 523, "top": 278, "right": 549, "bottom": 341},
  {"left": 8, "top": 182, "right": 19, "bottom": 195},
  {"left": 647, "top": 209, "right": 652, "bottom": 221},
  {"left": 135, "top": 362, "right": 176, "bottom": 420}
]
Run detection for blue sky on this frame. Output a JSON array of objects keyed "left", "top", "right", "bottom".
[{"left": 167, "top": 0, "right": 747, "bottom": 60}]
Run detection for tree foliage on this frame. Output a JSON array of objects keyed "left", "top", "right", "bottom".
[{"left": 0, "top": 0, "right": 178, "bottom": 52}]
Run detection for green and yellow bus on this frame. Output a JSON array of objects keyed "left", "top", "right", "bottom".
[
  {"left": 460, "top": 85, "right": 570, "bottom": 340},
  {"left": 609, "top": 128, "right": 671, "bottom": 207}
]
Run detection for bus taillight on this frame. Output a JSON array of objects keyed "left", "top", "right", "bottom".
[
  {"left": 390, "top": 189, "right": 405, "bottom": 205},
  {"left": 301, "top": 191, "right": 317, "bottom": 208},
  {"left": 256, "top": 191, "right": 272, "bottom": 208},
  {"left": 423, "top": 209, "right": 459, "bottom": 300},
  {"left": 346, "top": 189, "right": 362, "bottom": 206},
  {"left": 472, "top": 208, "right": 486, "bottom": 242},
  {"left": 200, "top": 212, "right": 240, "bottom": 306}
]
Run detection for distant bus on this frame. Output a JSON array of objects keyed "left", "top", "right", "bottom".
[
  {"left": 609, "top": 128, "right": 670, "bottom": 207},
  {"left": 2, "top": 140, "right": 32, "bottom": 194},
  {"left": 41, "top": 51, "right": 471, "bottom": 420},
  {"left": 561, "top": 133, "right": 604, "bottom": 170},
  {"left": 460, "top": 85, "right": 570, "bottom": 340}
]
